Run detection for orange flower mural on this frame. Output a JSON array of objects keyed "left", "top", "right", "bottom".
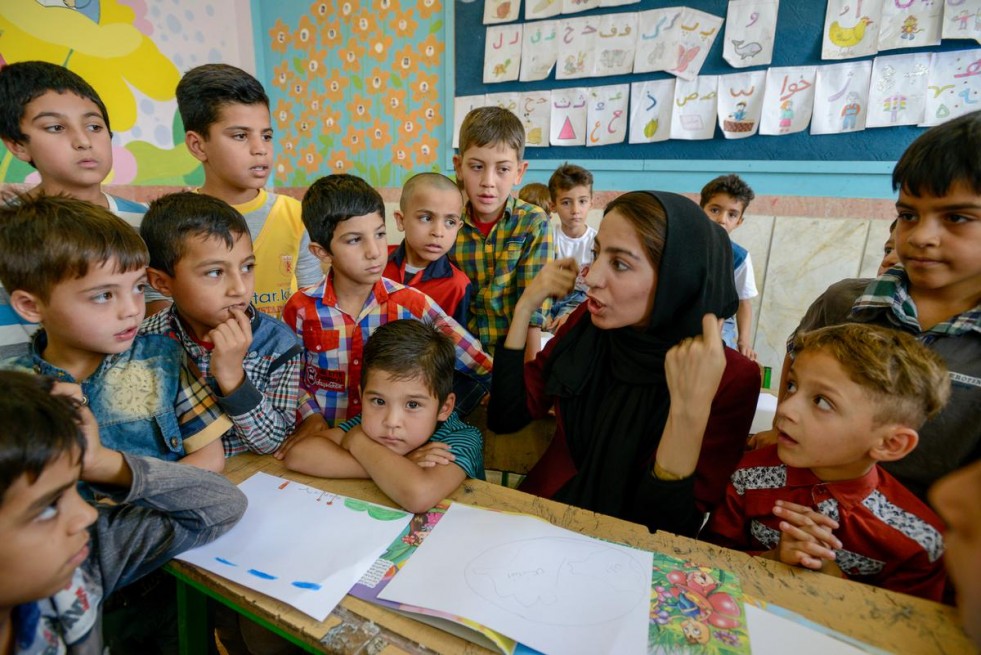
[
  {"left": 392, "top": 145, "right": 412, "bottom": 170},
  {"left": 351, "top": 11, "right": 377, "bottom": 39},
  {"left": 366, "top": 119, "right": 392, "bottom": 150},
  {"left": 292, "top": 15, "right": 316, "bottom": 50},
  {"left": 367, "top": 68, "right": 387, "bottom": 95},
  {"left": 342, "top": 126, "right": 367, "bottom": 155},
  {"left": 328, "top": 151, "right": 353, "bottom": 174},
  {"left": 270, "top": 19, "right": 291, "bottom": 54},
  {"left": 384, "top": 89, "right": 409, "bottom": 121},
  {"left": 272, "top": 61, "right": 292, "bottom": 93},
  {"left": 322, "top": 23, "right": 342, "bottom": 46},
  {"left": 288, "top": 79, "right": 307, "bottom": 99},
  {"left": 273, "top": 99, "right": 293, "bottom": 130},
  {"left": 321, "top": 107, "right": 342, "bottom": 134},
  {"left": 324, "top": 72, "right": 349, "bottom": 103},
  {"left": 390, "top": 12, "right": 418, "bottom": 38},
  {"left": 346, "top": 94, "right": 373, "bottom": 124},
  {"left": 393, "top": 43, "right": 415, "bottom": 74},
  {"left": 366, "top": 33, "right": 394, "bottom": 63},
  {"left": 339, "top": 38, "right": 365, "bottom": 73},
  {"left": 415, "top": 134, "right": 439, "bottom": 166},
  {"left": 411, "top": 71, "right": 439, "bottom": 103},
  {"left": 305, "top": 49, "right": 328, "bottom": 79},
  {"left": 297, "top": 143, "right": 323, "bottom": 175},
  {"left": 309, "top": 0, "right": 331, "bottom": 24},
  {"left": 416, "top": 0, "right": 442, "bottom": 20},
  {"left": 417, "top": 35, "right": 444, "bottom": 67}
]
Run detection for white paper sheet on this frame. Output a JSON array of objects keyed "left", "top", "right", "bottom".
[
  {"left": 176, "top": 472, "right": 412, "bottom": 621},
  {"left": 593, "top": 12, "right": 638, "bottom": 77},
  {"left": 877, "top": 0, "right": 942, "bottom": 51},
  {"left": 822, "top": 0, "right": 883, "bottom": 61},
  {"left": 718, "top": 70, "right": 766, "bottom": 138},
  {"left": 669, "top": 8, "right": 725, "bottom": 80},
  {"left": 586, "top": 83, "right": 629, "bottom": 146},
  {"left": 454, "top": 95, "right": 487, "bottom": 148},
  {"left": 525, "top": 0, "right": 561, "bottom": 21},
  {"left": 563, "top": 0, "right": 599, "bottom": 15},
  {"left": 520, "top": 19, "right": 558, "bottom": 81},
  {"left": 745, "top": 605, "right": 870, "bottom": 655},
  {"left": 629, "top": 78, "right": 675, "bottom": 143},
  {"left": 555, "top": 16, "right": 598, "bottom": 80},
  {"left": 485, "top": 24, "right": 523, "bottom": 83},
  {"left": 550, "top": 87, "right": 589, "bottom": 145},
  {"left": 723, "top": 0, "right": 779, "bottom": 68},
  {"left": 484, "top": 0, "right": 521, "bottom": 25},
  {"left": 866, "top": 53, "right": 930, "bottom": 127},
  {"left": 942, "top": 0, "right": 981, "bottom": 44},
  {"left": 670, "top": 75, "right": 719, "bottom": 139},
  {"left": 634, "top": 7, "right": 684, "bottom": 74},
  {"left": 379, "top": 503, "right": 653, "bottom": 655},
  {"left": 759, "top": 66, "right": 817, "bottom": 135},
  {"left": 921, "top": 48, "right": 981, "bottom": 126},
  {"left": 811, "top": 60, "right": 873, "bottom": 135}
]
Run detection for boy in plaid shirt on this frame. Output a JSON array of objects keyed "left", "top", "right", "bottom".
[
  {"left": 277, "top": 174, "right": 492, "bottom": 449},
  {"left": 140, "top": 193, "right": 302, "bottom": 458}
]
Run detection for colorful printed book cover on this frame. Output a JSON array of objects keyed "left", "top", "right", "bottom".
[{"left": 648, "top": 553, "right": 750, "bottom": 654}]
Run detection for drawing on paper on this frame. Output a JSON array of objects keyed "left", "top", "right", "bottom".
[{"left": 464, "top": 537, "right": 648, "bottom": 625}]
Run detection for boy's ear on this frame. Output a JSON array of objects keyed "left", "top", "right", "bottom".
[
  {"left": 393, "top": 210, "right": 406, "bottom": 231},
  {"left": 870, "top": 425, "right": 919, "bottom": 463},
  {"left": 309, "top": 241, "right": 332, "bottom": 263},
  {"left": 437, "top": 392, "right": 456, "bottom": 422},
  {"left": 452, "top": 154, "right": 463, "bottom": 179},
  {"left": 514, "top": 160, "right": 529, "bottom": 185},
  {"left": 2, "top": 137, "right": 32, "bottom": 164},
  {"left": 184, "top": 130, "right": 209, "bottom": 163},
  {"left": 146, "top": 268, "right": 175, "bottom": 297},
  {"left": 8, "top": 289, "right": 44, "bottom": 323}
]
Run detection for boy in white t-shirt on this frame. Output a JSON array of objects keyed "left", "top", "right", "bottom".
[
  {"left": 546, "top": 163, "right": 596, "bottom": 331},
  {"left": 700, "top": 174, "right": 758, "bottom": 361}
]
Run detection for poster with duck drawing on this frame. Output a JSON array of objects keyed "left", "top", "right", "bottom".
[
  {"left": 877, "top": 0, "right": 943, "bottom": 51},
  {"left": 822, "top": 0, "right": 884, "bottom": 60},
  {"left": 723, "top": 0, "right": 780, "bottom": 69}
]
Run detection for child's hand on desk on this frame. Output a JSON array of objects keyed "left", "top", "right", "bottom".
[
  {"left": 274, "top": 414, "right": 328, "bottom": 460},
  {"left": 209, "top": 308, "right": 253, "bottom": 394},
  {"left": 771, "top": 500, "right": 843, "bottom": 573},
  {"left": 407, "top": 442, "right": 457, "bottom": 468}
]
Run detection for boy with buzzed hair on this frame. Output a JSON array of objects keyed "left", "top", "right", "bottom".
[
  {"left": 705, "top": 323, "right": 950, "bottom": 601},
  {"left": 0, "top": 195, "right": 229, "bottom": 470},
  {"left": 0, "top": 370, "right": 245, "bottom": 655},
  {"left": 546, "top": 163, "right": 596, "bottom": 330},
  {"left": 451, "top": 106, "right": 553, "bottom": 359},
  {"left": 140, "top": 192, "right": 302, "bottom": 458},
  {"left": 175, "top": 63, "right": 322, "bottom": 317},
  {"left": 700, "top": 174, "right": 758, "bottom": 360},
  {"left": 386, "top": 172, "right": 472, "bottom": 326},
  {"left": 277, "top": 174, "right": 492, "bottom": 444},
  {"left": 0, "top": 61, "right": 147, "bottom": 358},
  {"left": 285, "top": 319, "right": 484, "bottom": 514}
]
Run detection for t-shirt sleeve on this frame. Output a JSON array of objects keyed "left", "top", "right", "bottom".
[
  {"left": 431, "top": 413, "right": 485, "bottom": 480},
  {"left": 734, "top": 253, "right": 758, "bottom": 300}
]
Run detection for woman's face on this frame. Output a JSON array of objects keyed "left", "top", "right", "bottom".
[{"left": 583, "top": 209, "right": 658, "bottom": 330}]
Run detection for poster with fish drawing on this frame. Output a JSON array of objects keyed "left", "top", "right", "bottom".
[
  {"left": 866, "top": 53, "right": 930, "bottom": 127},
  {"left": 587, "top": 84, "right": 629, "bottom": 146},
  {"left": 550, "top": 87, "right": 589, "bottom": 145},
  {"left": 822, "top": 0, "right": 883, "bottom": 60},
  {"left": 484, "top": 24, "right": 523, "bottom": 83},
  {"left": 670, "top": 75, "right": 719, "bottom": 139},
  {"left": 634, "top": 7, "right": 685, "bottom": 74},
  {"left": 521, "top": 19, "right": 559, "bottom": 81},
  {"left": 921, "top": 48, "right": 981, "bottom": 126},
  {"left": 563, "top": 0, "right": 600, "bottom": 15},
  {"left": 723, "top": 0, "right": 780, "bottom": 69},
  {"left": 942, "top": 0, "right": 981, "bottom": 44},
  {"left": 669, "top": 8, "right": 725, "bottom": 81},
  {"left": 629, "top": 78, "right": 675, "bottom": 143},
  {"left": 877, "top": 0, "right": 942, "bottom": 51},
  {"left": 484, "top": 0, "right": 521, "bottom": 25},
  {"left": 811, "top": 60, "right": 873, "bottom": 134},
  {"left": 593, "top": 12, "right": 638, "bottom": 77},
  {"left": 519, "top": 90, "right": 552, "bottom": 147},
  {"left": 718, "top": 70, "right": 767, "bottom": 139},
  {"left": 526, "top": 0, "right": 562, "bottom": 21},
  {"left": 759, "top": 66, "right": 817, "bottom": 135},
  {"left": 556, "top": 16, "right": 598, "bottom": 80},
  {"left": 453, "top": 95, "right": 487, "bottom": 148}
]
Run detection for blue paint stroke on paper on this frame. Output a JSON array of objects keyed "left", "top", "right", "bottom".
[
  {"left": 215, "top": 557, "right": 237, "bottom": 567},
  {"left": 248, "top": 569, "right": 277, "bottom": 580},
  {"left": 291, "top": 581, "right": 322, "bottom": 591}
]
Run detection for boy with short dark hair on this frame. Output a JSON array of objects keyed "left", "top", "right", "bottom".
[
  {"left": 0, "top": 61, "right": 147, "bottom": 358},
  {"left": 175, "top": 63, "right": 322, "bottom": 317},
  {"left": 699, "top": 174, "right": 758, "bottom": 360},
  {"left": 0, "top": 195, "right": 229, "bottom": 469},
  {"left": 450, "top": 106, "right": 553, "bottom": 358},
  {"left": 280, "top": 174, "right": 492, "bottom": 437},
  {"left": 0, "top": 370, "right": 246, "bottom": 655},
  {"left": 705, "top": 324, "right": 949, "bottom": 601},
  {"left": 284, "top": 319, "right": 484, "bottom": 514},
  {"left": 757, "top": 110, "right": 981, "bottom": 501},
  {"left": 385, "top": 172, "right": 473, "bottom": 327},
  {"left": 139, "top": 192, "right": 302, "bottom": 457},
  {"left": 546, "top": 163, "right": 596, "bottom": 330}
]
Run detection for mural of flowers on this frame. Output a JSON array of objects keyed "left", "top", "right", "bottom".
[{"left": 257, "top": 0, "right": 447, "bottom": 188}]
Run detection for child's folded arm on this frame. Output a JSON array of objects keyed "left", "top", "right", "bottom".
[
  {"left": 282, "top": 427, "right": 370, "bottom": 479},
  {"left": 219, "top": 349, "right": 302, "bottom": 455}
]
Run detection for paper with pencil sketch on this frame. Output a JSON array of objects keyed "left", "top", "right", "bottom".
[
  {"left": 379, "top": 502, "right": 653, "bottom": 655},
  {"left": 176, "top": 472, "right": 411, "bottom": 621}
]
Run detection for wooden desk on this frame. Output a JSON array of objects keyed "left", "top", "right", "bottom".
[{"left": 170, "top": 453, "right": 975, "bottom": 655}]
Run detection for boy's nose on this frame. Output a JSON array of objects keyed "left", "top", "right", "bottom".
[
  {"left": 67, "top": 489, "right": 98, "bottom": 533},
  {"left": 365, "top": 239, "right": 381, "bottom": 260},
  {"left": 72, "top": 129, "right": 92, "bottom": 150},
  {"left": 905, "top": 219, "right": 941, "bottom": 247}
]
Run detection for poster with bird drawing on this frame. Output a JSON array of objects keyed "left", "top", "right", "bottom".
[
  {"left": 866, "top": 52, "right": 930, "bottom": 127},
  {"left": 723, "top": 0, "right": 780, "bottom": 69},
  {"left": 629, "top": 78, "right": 675, "bottom": 143},
  {"left": 811, "top": 60, "right": 873, "bottom": 134},
  {"left": 485, "top": 24, "right": 523, "bottom": 83},
  {"left": 878, "top": 0, "right": 943, "bottom": 52},
  {"left": 823, "top": 0, "right": 884, "bottom": 60}
]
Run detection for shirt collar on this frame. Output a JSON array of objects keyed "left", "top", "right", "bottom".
[
  {"left": 321, "top": 270, "right": 389, "bottom": 309},
  {"left": 464, "top": 195, "right": 516, "bottom": 230},
  {"left": 389, "top": 243, "right": 453, "bottom": 281},
  {"left": 29, "top": 330, "right": 116, "bottom": 382},
  {"left": 785, "top": 462, "right": 880, "bottom": 509}
]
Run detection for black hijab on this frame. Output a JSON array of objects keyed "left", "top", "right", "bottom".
[{"left": 542, "top": 191, "right": 737, "bottom": 519}]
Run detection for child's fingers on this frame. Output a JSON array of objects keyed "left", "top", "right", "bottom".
[{"left": 775, "top": 500, "right": 841, "bottom": 530}]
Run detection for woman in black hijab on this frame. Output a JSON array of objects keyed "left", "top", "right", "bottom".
[{"left": 489, "top": 191, "right": 760, "bottom": 536}]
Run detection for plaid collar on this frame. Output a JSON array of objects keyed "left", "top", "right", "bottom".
[{"left": 851, "top": 267, "right": 981, "bottom": 336}]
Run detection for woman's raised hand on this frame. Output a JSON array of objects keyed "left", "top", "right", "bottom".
[{"left": 665, "top": 314, "right": 727, "bottom": 407}]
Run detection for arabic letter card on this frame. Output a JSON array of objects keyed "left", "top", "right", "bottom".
[
  {"left": 811, "top": 60, "right": 873, "bottom": 135},
  {"left": 519, "top": 90, "right": 552, "bottom": 147},
  {"left": 484, "top": 0, "right": 521, "bottom": 25},
  {"left": 942, "top": 0, "right": 981, "bottom": 44},
  {"left": 555, "top": 16, "right": 597, "bottom": 79},
  {"left": 520, "top": 19, "right": 558, "bottom": 81},
  {"left": 719, "top": 70, "right": 767, "bottom": 139},
  {"left": 669, "top": 7, "right": 725, "bottom": 81},
  {"left": 484, "top": 25, "right": 523, "bottom": 84},
  {"left": 670, "top": 75, "right": 719, "bottom": 140},
  {"left": 453, "top": 95, "right": 487, "bottom": 148},
  {"left": 550, "top": 87, "right": 589, "bottom": 145},
  {"left": 485, "top": 91, "right": 522, "bottom": 117},
  {"left": 759, "top": 66, "right": 817, "bottom": 135},
  {"left": 592, "top": 12, "right": 638, "bottom": 77},
  {"left": 633, "top": 7, "right": 684, "bottom": 74},
  {"left": 878, "top": 0, "right": 942, "bottom": 51},
  {"left": 525, "top": 0, "right": 561, "bottom": 21},
  {"left": 821, "top": 0, "right": 883, "bottom": 61},
  {"left": 586, "top": 83, "right": 629, "bottom": 146},
  {"left": 629, "top": 78, "right": 675, "bottom": 144},
  {"left": 921, "top": 48, "right": 981, "bottom": 126},
  {"left": 563, "top": 0, "right": 599, "bottom": 15},
  {"left": 723, "top": 0, "right": 780, "bottom": 69},
  {"left": 866, "top": 53, "right": 930, "bottom": 127}
]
